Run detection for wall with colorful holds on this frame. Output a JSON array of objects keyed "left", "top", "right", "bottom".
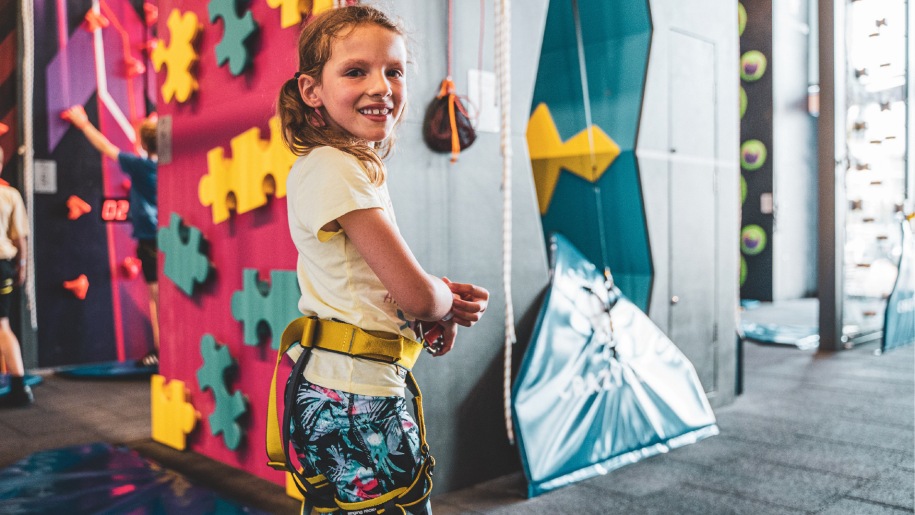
[
  {"left": 30, "top": 0, "right": 157, "bottom": 366},
  {"left": 738, "top": 0, "right": 817, "bottom": 302},
  {"left": 739, "top": 0, "right": 776, "bottom": 301},
  {"left": 153, "top": 0, "right": 550, "bottom": 494}
]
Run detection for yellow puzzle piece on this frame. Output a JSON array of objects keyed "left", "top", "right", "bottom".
[
  {"left": 151, "top": 9, "right": 202, "bottom": 103},
  {"left": 151, "top": 374, "right": 199, "bottom": 451},
  {"left": 526, "top": 103, "right": 621, "bottom": 215},
  {"left": 286, "top": 473, "right": 305, "bottom": 501},
  {"left": 266, "top": 0, "right": 334, "bottom": 29},
  {"left": 199, "top": 116, "right": 297, "bottom": 223}
]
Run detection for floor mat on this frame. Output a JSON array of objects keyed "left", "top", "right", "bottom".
[{"left": 0, "top": 442, "right": 268, "bottom": 514}]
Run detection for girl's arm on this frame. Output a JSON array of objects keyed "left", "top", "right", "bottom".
[{"left": 336, "top": 207, "right": 453, "bottom": 321}]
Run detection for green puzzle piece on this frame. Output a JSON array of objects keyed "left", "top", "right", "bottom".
[
  {"left": 197, "top": 334, "right": 248, "bottom": 450},
  {"left": 158, "top": 213, "right": 212, "bottom": 296},
  {"left": 208, "top": 0, "right": 257, "bottom": 76},
  {"left": 231, "top": 269, "right": 301, "bottom": 350}
]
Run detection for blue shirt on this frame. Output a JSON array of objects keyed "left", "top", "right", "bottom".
[{"left": 117, "top": 152, "right": 157, "bottom": 240}]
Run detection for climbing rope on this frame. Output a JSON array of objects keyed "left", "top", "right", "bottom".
[
  {"left": 496, "top": 0, "right": 515, "bottom": 445},
  {"left": 21, "top": 0, "right": 37, "bottom": 329}
]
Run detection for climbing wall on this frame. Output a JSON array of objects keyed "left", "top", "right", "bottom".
[
  {"left": 739, "top": 0, "right": 775, "bottom": 301},
  {"left": 31, "top": 0, "right": 155, "bottom": 366}
]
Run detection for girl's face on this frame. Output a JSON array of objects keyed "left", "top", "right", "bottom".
[{"left": 304, "top": 24, "right": 407, "bottom": 143}]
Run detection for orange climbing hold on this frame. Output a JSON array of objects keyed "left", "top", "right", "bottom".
[
  {"left": 63, "top": 275, "right": 90, "bottom": 300},
  {"left": 66, "top": 195, "right": 92, "bottom": 220},
  {"left": 83, "top": 10, "right": 110, "bottom": 32}
]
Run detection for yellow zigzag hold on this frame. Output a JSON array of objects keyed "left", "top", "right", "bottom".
[
  {"left": 151, "top": 374, "right": 199, "bottom": 451},
  {"left": 526, "top": 103, "right": 621, "bottom": 215},
  {"left": 266, "top": 0, "right": 334, "bottom": 29},
  {"left": 151, "top": 9, "right": 202, "bottom": 104},
  {"left": 199, "top": 116, "right": 297, "bottom": 223}
]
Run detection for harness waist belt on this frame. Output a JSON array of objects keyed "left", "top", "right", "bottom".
[{"left": 307, "top": 318, "right": 424, "bottom": 370}]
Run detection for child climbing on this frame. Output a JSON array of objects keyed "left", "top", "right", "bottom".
[
  {"left": 274, "top": 5, "right": 489, "bottom": 514},
  {"left": 63, "top": 106, "right": 160, "bottom": 367}
]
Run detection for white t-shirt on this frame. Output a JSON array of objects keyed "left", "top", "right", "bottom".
[
  {"left": 0, "top": 185, "right": 28, "bottom": 260},
  {"left": 286, "top": 146, "right": 415, "bottom": 397}
]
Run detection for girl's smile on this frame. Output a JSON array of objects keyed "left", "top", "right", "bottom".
[{"left": 301, "top": 24, "right": 407, "bottom": 143}]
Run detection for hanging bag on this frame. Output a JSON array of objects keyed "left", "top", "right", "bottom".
[
  {"left": 422, "top": 0, "right": 476, "bottom": 162},
  {"left": 423, "top": 78, "right": 476, "bottom": 161}
]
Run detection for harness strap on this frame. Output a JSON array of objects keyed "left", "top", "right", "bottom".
[{"left": 267, "top": 316, "right": 435, "bottom": 514}]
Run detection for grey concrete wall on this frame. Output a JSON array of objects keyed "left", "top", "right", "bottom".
[
  {"left": 371, "top": 0, "right": 551, "bottom": 492},
  {"left": 637, "top": 1, "right": 740, "bottom": 406},
  {"left": 772, "top": 0, "right": 817, "bottom": 300}
]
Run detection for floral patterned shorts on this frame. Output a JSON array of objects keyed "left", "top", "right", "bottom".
[{"left": 288, "top": 379, "right": 425, "bottom": 507}]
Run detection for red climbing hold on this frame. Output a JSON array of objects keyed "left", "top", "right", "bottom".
[
  {"left": 122, "top": 257, "right": 142, "bottom": 279},
  {"left": 63, "top": 274, "right": 90, "bottom": 300},
  {"left": 66, "top": 195, "right": 92, "bottom": 220}
]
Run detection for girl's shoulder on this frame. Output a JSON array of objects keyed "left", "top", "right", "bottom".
[{"left": 304, "top": 146, "right": 361, "bottom": 167}]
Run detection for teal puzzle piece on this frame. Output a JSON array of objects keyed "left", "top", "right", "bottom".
[
  {"left": 231, "top": 269, "right": 301, "bottom": 350},
  {"left": 157, "top": 213, "right": 212, "bottom": 296},
  {"left": 208, "top": 0, "right": 257, "bottom": 76},
  {"left": 197, "top": 334, "right": 248, "bottom": 450}
]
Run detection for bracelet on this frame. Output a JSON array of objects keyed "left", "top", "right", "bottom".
[{"left": 441, "top": 311, "right": 454, "bottom": 322}]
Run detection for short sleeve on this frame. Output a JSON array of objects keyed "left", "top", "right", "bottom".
[
  {"left": 289, "top": 147, "right": 385, "bottom": 240},
  {"left": 117, "top": 152, "right": 143, "bottom": 179}
]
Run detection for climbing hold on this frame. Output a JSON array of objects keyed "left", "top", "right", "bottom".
[
  {"left": 197, "top": 334, "right": 248, "bottom": 450},
  {"left": 231, "top": 269, "right": 301, "bottom": 349},
  {"left": 143, "top": 2, "right": 158, "bottom": 26},
  {"left": 150, "top": 9, "right": 202, "bottom": 104},
  {"left": 125, "top": 56, "right": 146, "bottom": 77},
  {"left": 63, "top": 274, "right": 89, "bottom": 300},
  {"left": 122, "top": 256, "right": 142, "bottom": 279},
  {"left": 208, "top": 0, "right": 258, "bottom": 76},
  {"left": 151, "top": 374, "right": 199, "bottom": 451},
  {"left": 199, "top": 117, "right": 295, "bottom": 224},
  {"left": 83, "top": 10, "right": 110, "bottom": 32},
  {"left": 157, "top": 213, "right": 212, "bottom": 296},
  {"left": 66, "top": 195, "right": 92, "bottom": 220}
]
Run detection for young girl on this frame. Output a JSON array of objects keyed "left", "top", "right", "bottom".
[{"left": 276, "top": 6, "right": 489, "bottom": 514}]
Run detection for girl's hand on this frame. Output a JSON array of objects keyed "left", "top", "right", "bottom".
[
  {"left": 431, "top": 320, "right": 458, "bottom": 357},
  {"left": 442, "top": 277, "right": 489, "bottom": 327},
  {"left": 62, "top": 106, "right": 89, "bottom": 129}
]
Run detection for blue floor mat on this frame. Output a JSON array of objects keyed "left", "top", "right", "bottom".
[
  {"left": 741, "top": 322, "right": 820, "bottom": 350},
  {"left": 0, "top": 374, "right": 43, "bottom": 396},
  {"left": 0, "top": 442, "right": 268, "bottom": 514},
  {"left": 55, "top": 360, "right": 157, "bottom": 378}
]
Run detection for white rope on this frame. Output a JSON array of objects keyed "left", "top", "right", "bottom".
[
  {"left": 21, "top": 0, "right": 38, "bottom": 329},
  {"left": 496, "top": 0, "right": 515, "bottom": 445}
]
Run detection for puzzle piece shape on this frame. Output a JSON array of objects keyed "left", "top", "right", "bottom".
[
  {"left": 266, "top": 0, "right": 333, "bottom": 29},
  {"left": 197, "top": 334, "right": 248, "bottom": 450},
  {"left": 151, "top": 374, "right": 199, "bottom": 451},
  {"left": 231, "top": 269, "right": 301, "bottom": 349},
  {"left": 198, "top": 116, "right": 296, "bottom": 224},
  {"left": 151, "top": 9, "right": 201, "bottom": 103},
  {"left": 157, "top": 212, "right": 212, "bottom": 296},
  {"left": 208, "top": 0, "right": 257, "bottom": 76}
]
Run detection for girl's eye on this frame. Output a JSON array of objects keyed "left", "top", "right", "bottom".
[
  {"left": 344, "top": 69, "right": 365, "bottom": 77},
  {"left": 387, "top": 69, "right": 404, "bottom": 78}
]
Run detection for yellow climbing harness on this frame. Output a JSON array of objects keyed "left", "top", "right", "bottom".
[{"left": 267, "top": 316, "right": 435, "bottom": 515}]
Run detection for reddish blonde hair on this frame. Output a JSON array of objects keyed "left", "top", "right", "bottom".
[{"left": 276, "top": 5, "right": 406, "bottom": 185}]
